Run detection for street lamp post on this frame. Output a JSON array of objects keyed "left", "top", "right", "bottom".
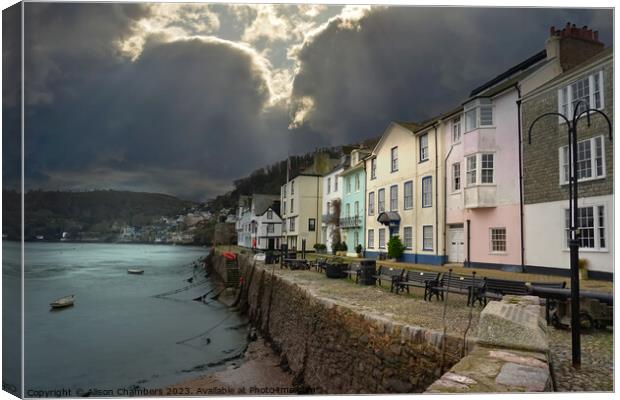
[{"left": 528, "top": 100, "right": 612, "bottom": 367}]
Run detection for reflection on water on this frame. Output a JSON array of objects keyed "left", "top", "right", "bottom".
[{"left": 4, "top": 242, "right": 248, "bottom": 394}]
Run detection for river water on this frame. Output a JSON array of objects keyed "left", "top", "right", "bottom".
[{"left": 2, "top": 241, "right": 248, "bottom": 395}]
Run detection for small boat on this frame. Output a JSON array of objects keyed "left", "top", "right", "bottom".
[
  {"left": 127, "top": 269, "right": 145, "bottom": 275},
  {"left": 50, "top": 295, "right": 74, "bottom": 309}
]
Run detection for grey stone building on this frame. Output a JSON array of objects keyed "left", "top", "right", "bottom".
[{"left": 522, "top": 29, "right": 613, "bottom": 279}]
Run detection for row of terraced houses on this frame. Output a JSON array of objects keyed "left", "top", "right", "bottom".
[{"left": 236, "top": 24, "right": 613, "bottom": 280}]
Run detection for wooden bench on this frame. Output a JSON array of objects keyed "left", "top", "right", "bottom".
[
  {"left": 372, "top": 266, "right": 404, "bottom": 293},
  {"left": 396, "top": 270, "right": 440, "bottom": 300},
  {"left": 476, "top": 277, "right": 530, "bottom": 306},
  {"left": 343, "top": 263, "right": 362, "bottom": 283},
  {"left": 283, "top": 258, "right": 309, "bottom": 270},
  {"left": 312, "top": 257, "right": 328, "bottom": 273},
  {"left": 429, "top": 271, "right": 485, "bottom": 306}
]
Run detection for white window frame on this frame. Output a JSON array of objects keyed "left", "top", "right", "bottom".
[
  {"left": 290, "top": 180, "right": 294, "bottom": 195},
  {"left": 391, "top": 146, "right": 399, "bottom": 172},
  {"left": 564, "top": 205, "right": 607, "bottom": 251},
  {"left": 355, "top": 174, "right": 360, "bottom": 191},
  {"left": 378, "top": 228, "right": 386, "bottom": 249},
  {"left": 465, "top": 153, "right": 495, "bottom": 186},
  {"left": 370, "top": 158, "right": 377, "bottom": 180},
  {"left": 368, "top": 229, "right": 374, "bottom": 248},
  {"left": 404, "top": 181, "right": 413, "bottom": 210},
  {"left": 334, "top": 176, "right": 338, "bottom": 192},
  {"left": 327, "top": 177, "right": 331, "bottom": 194},
  {"left": 464, "top": 98, "right": 493, "bottom": 132},
  {"left": 403, "top": 226, "right": 413, "bottom": 250},
  {"left": 345, "top": 176, "right": 351, "bottom": 194},
  {"left": 354, "top": 201, "right": 359, "bottom": 217},
  {"left": 422, "top": 177, "right": 432, "bottom": 208},
  {"left": 420, "top": 134, "right": 429, "bottom": 161},
  {"left": 390, "top": 185, "right": 398, "bottom": 211},
  {"left": 490, "top": 227, "right": 507, "bottom": 253},
  {"left": 378, "top": 188, "right": 385, "bottom": 213},
  {"left": 558, "top": 135, "right": 605, "bottom": 185},
  {"left": 422, "top": 225, "right": 433, "bottom": 251},
  {"left": 558, "top": 70, "right": 604, "bottom": 121},
  {"left": 452, "top": 117, "right": 461, "bottom": 143},
  {"left": 267, "top": 210, "right": 273, "bottom": 219},
  {"left": 452, "top": 162, "right": 461, "bottom": 192},
  {"left": 368, "top": 192, "right": 375, "bottom": 216},
  {"left": 290, "top": 198, "right": 294, "bottom": 213},
  {"left": 267, "top": 223, "right": 275, "bottom": 234},
  {"left": 289, "top": 217, "right": 295, "bottom": 231},
  {"left": 346, "top": 203, "right": 351, "bottom": 218}
]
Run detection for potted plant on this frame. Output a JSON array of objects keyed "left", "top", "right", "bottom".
[
  {"left": 337, "top": 241, "right": 348, "bottom": 256},
  {"left": 313, "top": 243, "right": 326, "bottom": 254},
  {"left": 579, "top": 258, "right": 589, "bottom": 280},
  {"left": 331, "top": 241, "right": 339, "bottom": 256},
  {"left": 355, "top": 244, "right": 363, "bottom": 257},
  {"left": 387, "top": 235, "right": 405, "bottom": 261}
]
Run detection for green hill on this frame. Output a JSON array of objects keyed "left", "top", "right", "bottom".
[{"left": 2, "top": 189, "right": 196, "bottom": 240}]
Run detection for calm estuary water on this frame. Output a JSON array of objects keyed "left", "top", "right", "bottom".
[{"left": 3, "top": 241, "right": 248, "bottom": 395}]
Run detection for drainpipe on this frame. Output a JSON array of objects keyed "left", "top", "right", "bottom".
[
  {"left": 434, "top": 124, "right": 440, "bottom": 262},
  {"left": 515, "top": 84, "right": 525, "bottom": 271},
  {"left": 316, "top": 176, "right": 320, "bottom": 246},
  {"left": 443, "top": 144, "right": 456, "bottom": 262},
  {"left": 466, "top": 219, "right": 471, "bottom": 268}
]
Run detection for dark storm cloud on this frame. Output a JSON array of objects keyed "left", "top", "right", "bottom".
[
  {"left": 11, "top": 4, "right": 613, "bottom": 201},
  {"left": 21, "top": 3, "right": 293, "bottom": 200},
  {"left": 290, "top": 7, "right": 613, "bottom": 146}
]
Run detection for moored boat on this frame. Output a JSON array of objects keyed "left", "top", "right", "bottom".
[
  {"left": 50, "top": 295, "right": 74, "bottom": 309},
  {"left": 127, "top": 269, "right": 145, "bottom": 275}
]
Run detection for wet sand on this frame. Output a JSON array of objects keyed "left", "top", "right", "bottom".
[{"left": 165, "top": 337, "right": 295, "bottom": 396}]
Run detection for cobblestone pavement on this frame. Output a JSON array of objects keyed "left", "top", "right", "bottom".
[{"left": 549, "top": 327, "right": 613, "bottom": 392}]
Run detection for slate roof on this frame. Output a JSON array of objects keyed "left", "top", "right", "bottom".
[
  {"left": 469, "top": 50, "right": 548, "bottom": 97},
  {"left": 252, "top": 194, "right": 280, "bottom": 216}
]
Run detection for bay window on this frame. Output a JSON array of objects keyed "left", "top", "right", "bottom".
[
  {"left": 464, "top": 98, "right": 493, "bottom": 131},
  {"left": 466, "top": 153, "right": 494, "bottom": 186}
]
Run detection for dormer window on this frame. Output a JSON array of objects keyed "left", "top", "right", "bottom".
[{"left": 464, "top": 98, "right": 493, "bottom": 132}]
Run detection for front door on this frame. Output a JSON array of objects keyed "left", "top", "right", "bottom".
[
  {"left": 268, "top": 238, "right": 275, "bottom": 250},
  {"left": 448, "top": 226, "right": 465, "bottom": 263}
]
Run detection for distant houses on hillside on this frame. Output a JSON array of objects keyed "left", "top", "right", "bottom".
[{"left": 234, "top": 24, "right": 613, "bottom": 280}]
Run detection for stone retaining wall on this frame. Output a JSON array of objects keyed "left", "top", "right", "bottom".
[{"left": 207, "top": 252, "right": 471, "bottom": 394}]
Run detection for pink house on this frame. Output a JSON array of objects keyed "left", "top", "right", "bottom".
[{"left": 444, "top": 25, "right": 608, "bottom": 272}]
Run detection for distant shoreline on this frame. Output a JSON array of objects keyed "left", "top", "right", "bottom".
[{"left": 3, "top": 239, "right": 208, "bottom": 247}]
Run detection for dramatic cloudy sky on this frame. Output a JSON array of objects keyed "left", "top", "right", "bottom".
[{"left": 2, "top": 3, "right": 613, "bottom": 201}]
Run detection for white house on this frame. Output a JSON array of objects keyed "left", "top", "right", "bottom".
[
  {"left": 236, "top": 194, "right": 282, "bottom": 250},
  {"left": 321, "top": 154, "right": 350, "bottom": 253}
]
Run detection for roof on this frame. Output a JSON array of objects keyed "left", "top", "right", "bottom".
[
  {"left": 371, "top": 121, "right": 419, "bottom": 156},
  {"left": 523, "top": 47, "right": 612, "bottom": 101},
  {"left": 409, "top": 105, "right": 464, "bottom": 134},
  {"left": 469, "top": 50, "right": 547, "bottom": 97},
  {"left": 252, "top": 194, "right": 280, "bottom": 216}
]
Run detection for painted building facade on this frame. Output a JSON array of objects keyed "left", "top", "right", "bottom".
[
  {"left": 235, "top": 194, "right": 282, "bottom": 250},
  {"left": 339, "top": 149, "right": 369, "bottom": 256},
  {"left": 320, "top": 157, "right": 348, "bottom": 253},
  {"left": 364, "top": 122, "right": 445, "bottom": 265},
  {"left": 522, "top": 48, "right": 612, "bottom": 279},
  {"left": 280, "top": 153, "right": 338, "bottom": 251},
  {"left": 444, "top": 24, "right": 607, "bottom": 272}
]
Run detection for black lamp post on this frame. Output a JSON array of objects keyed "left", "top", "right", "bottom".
[{"left": 528, "top": 100, "right": 612, "bottom": 367}]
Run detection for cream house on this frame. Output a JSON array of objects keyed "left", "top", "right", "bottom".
[
  {"left": 364, "top": 121, "right": 446, "bottom": 265},
  {"left": 280, "top": 153, "right": 338, "bottom": 251}
]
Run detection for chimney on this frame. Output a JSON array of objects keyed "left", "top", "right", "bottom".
[{"left": 546, "top": 22, "right": 605, "bottom": 71}]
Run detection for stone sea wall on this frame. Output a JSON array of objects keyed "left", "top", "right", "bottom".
[
  {"left": 207, "top": 252, "right": 551, "bottom": 393},
  {"left": 207, "top": 252, "right": 470, "bottom": 394}
]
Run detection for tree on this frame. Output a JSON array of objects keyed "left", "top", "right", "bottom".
[{"left": 387, "top": 235, "right": 404, "bottom": 260}]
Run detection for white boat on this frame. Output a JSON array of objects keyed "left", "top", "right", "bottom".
[
  {"left": 127, "top": 269, "right": 145, "bottom": 275},
  {"left": 50, "top": 295, "right": 74, "bottom": 309}
]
